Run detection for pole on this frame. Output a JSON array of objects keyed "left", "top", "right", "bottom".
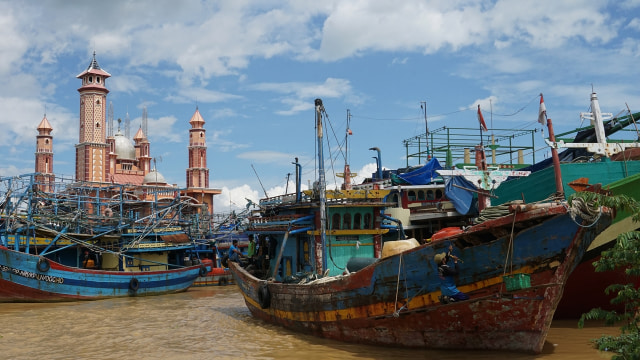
[
  {"left": 315, "top": 98, "right": 327, "bottom": 274},
  {"left": 546, "top": 119, "right": 564, "bottom": 196},
  {"left": 421, "top": 101, "right": 429, "bottom": 159}
]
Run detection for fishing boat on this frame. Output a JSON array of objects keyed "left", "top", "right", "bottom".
[
  {"left": 0, "top": 173, "right": 210, "bottom": 302},
  {"left": 230, "top": 98, "right": 614, "bottom": 353}
]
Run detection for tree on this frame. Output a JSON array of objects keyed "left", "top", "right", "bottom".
[{"left": 572, "top": 192, "right": 640, "bottom": 359}]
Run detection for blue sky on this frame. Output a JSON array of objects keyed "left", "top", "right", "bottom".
[{"left": 1, "top": 0, "right": 640, "bottom": 213}]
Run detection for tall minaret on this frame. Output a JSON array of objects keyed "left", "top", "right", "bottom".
[
  {"left": 75, "top": 52, "right": 111, "bottom": 182},
  {"left": 35, "top": 114, "right": 54, "bottom": 192},
  {"left": 186, "top": 107, "right": 209, "bottom": 188}
]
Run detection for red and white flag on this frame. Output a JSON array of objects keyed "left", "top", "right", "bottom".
[
  {"left": 538, "top": 93, "right": 547, "bottom": 126},
  {"left": 477, "top": 105, "right": 488, "bottom": 132}
]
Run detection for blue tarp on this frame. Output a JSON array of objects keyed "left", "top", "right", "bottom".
[
  {"left": 397, "top": 158, "right": 443, "bottom": 185},
  {"left": 444, "top": 175, "right": 477, "bottom": 215}
]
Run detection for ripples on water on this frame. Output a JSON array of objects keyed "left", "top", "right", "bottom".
[{"left": 0, "top": 287, "right": 617, "bottom": 360}]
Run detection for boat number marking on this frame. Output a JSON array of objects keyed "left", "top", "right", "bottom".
[{"left": 0, "top": 265, "right": 64, "bottom": 284}]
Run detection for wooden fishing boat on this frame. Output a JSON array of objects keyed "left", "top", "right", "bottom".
[
  {"left": 230, "top": 98, "right": 614, "bottom": 353},
  {"left": 0, "top": 173, "right": 210, "bottom": 302},
  {"left": 0, "top": 245, "right": 204, "bottom": 301}
]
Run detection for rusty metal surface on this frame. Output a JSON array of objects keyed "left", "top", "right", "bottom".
[{"left": 230, "top": 203, "right": 613, "bottom": 353}]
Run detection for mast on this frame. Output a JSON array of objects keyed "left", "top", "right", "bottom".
[{"left": 315, "top": 98, "right": 327, "bottom": 273}]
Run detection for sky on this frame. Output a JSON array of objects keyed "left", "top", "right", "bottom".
[{"left": 2, "top": 0, "right": 640, "bottom": 214}]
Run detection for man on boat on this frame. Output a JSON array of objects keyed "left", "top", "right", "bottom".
[
  {"left": 229, "top": 239, "right": 243, "bottom": 263},
  {"left": 435, "top": 245, "right": 469, "bottom": 303}
]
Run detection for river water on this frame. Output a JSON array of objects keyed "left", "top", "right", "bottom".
[{"left": 0, "top": 286, "right": 618, "bottom": 360}]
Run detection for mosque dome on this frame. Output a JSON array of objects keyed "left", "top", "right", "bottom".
[
  {"left": 113, "top": 131, "right": 136, "bottom": 160},
  {"left": 143, "top": 169, "right": 167, "bottom": 185}
]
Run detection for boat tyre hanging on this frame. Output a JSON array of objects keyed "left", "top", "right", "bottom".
[
  {"left": 258, "top": 283, "right": 271, "bottom": 309},
  {"left": 36, "top": 257, "right": 50, "bottom": 272},
  {"left": 199, "top": 265, "right": 207, "bottom": 277},
  {"left": 129, "top": 278, "right": 139, "bottom": 292},
  {"left": 219, "top": 277, "right": 228, "bottom": 286}
]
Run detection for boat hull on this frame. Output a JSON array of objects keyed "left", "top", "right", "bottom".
[
  {"left": 0, "top": 246, "right": 203, "bottom": 302},
  {"left": 231, "top": 203, "right": 612, "bottom": 353}
]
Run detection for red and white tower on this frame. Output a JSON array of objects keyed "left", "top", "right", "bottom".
[
  {"left": 35, "top": 114, "right": 54, "bottom": 192},
  {"left": 75, "top": 52, "right": 111, "bottom": 182},
  {"left": 186, "top": 107, "right": 209, "bottom": 188}
]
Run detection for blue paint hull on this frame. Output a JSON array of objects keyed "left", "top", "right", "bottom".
[
  {"left": 231, "top": 201, "right": 613, "bottom": 353},
  {"left": 0, "top": 246, "right": 203, "bottom": 302}
]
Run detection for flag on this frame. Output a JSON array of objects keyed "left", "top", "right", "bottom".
[
  {"left": 477, "top": 105, "right": 488, "bottom": 132},
  {"left": 347, "top": 128, "right": 353, "bottom": 135},
  {"left": 538, "top": 93, "right": 547, "bottom": 126}
]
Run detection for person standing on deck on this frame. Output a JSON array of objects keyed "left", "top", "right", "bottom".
[
  {"left": 247, "top": 235, "right": 256, "bottom": 266},
  {"left": 435, "top": 245, "right": 469, "bottom": 303}
]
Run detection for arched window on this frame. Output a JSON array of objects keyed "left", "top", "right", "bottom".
[
  {"left": 343, "top": 213, "right": 351, "bottom": 229},
  {"left": 332, "top": 213, "right": 341, "bottom": 229},
  {"left": 363, "top": 213, "right": 372, "bottom": 229},
  {"left": 353, "top": 213, "right": 362, "bottom": 229},
  {"left": 436, "top": 189, "right": 443, "bottom": 199},
  {"left": 418, "top": 190, "right": 425, "bottom": 200},
  {"left": 96, "top": 77, "right": 100, "bottom": 83},
  {"left": 408, "top": 190, "right": 416, "bottom": 201},
  {"left": 89, "top": 76, "right": 93, "bottom": 83},
  {"left": 427, "top": 190, "right": 434, "bottom": 200}
]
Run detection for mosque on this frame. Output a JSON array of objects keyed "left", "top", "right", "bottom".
[{"left": 34, "top": 53, "right": 221, "bottom": 215}]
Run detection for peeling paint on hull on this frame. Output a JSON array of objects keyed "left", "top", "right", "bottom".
[{"left": 231, "top": 202, "right": 612, "bottom": 353}]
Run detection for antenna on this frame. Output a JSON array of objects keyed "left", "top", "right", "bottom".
[
  {"left": 420, "top": 101, "right": 429, "bottom": 158},
  {"left": 251, "top": 164, "right": 269, "bottom": 198}
]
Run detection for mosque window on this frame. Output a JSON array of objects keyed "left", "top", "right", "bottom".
[
  {"left": 96, "top": 122, "right": 100, "bottom": 128},
  {"left": 200, "top": 132, "right": 203, "bottom": 138},
  {"left": 97, "top": 77, "right": 100, "bottom": 83},
  {"left": 89, "top": 76, "right": 93, "bottom": 83},
  {"left": 45, "top": 139, "right": 49, "bottom": 144}
]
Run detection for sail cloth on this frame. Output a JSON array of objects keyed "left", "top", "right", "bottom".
[
  {"left": 444, "top": 175, "right": 477, "bottom": 215},
  {"left": 397, "top": 158, "right": 443, "bottom": 185}
]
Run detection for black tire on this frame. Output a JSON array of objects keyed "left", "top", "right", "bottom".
[
  {"left": 221, "top": 255, "right": 229, "bottom": 268},
  {"left": 219, "top": 277, "right": 228, "bottom": 286},
  {"left": 129, "top": 278, "right": 139, "bottom": 292},
  {"left": 199, "top": 265, "right": 207, "bottom": 277},
  {"left": 36, "top": 257, "right": 50, "bottom": 272},
  {"left": 257, "top": 283, "right": 271, "bottom": 309}
]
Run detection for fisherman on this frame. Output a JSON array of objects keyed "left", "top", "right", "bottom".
[
  {"left": 247, "top": 234, "right": 256, "bottom": 265},
  {"left": 228, "top": 239, "right": 243, "bottom": 263},
  {"left": 435, "top": 244, "right": 469, "bottom": 303}
]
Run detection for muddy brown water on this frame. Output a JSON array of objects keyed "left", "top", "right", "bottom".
[{"left": 0, "top": 287, "right": 618, "bottom": 359}]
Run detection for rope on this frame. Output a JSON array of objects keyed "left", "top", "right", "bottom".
[
  {"left": 393, "top": 253, "right": 404, "bottom": 317},
  {"left": 567, "top": 196, "right": 603, "bottom": 228}
]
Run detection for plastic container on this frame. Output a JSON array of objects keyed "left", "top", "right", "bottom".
[{"left": 503, "top": 273, "right": 531, "bottom": 291}]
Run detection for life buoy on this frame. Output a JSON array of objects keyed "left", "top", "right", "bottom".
[
  {"left": 219, "top": 277, "right": 229, "bottom": 286},
  {"left": 103, "top": 208, "right": 113, "bottom": 217},
  {"left": 257, "top": 283, "right": 270, "bottom": 309},
  {"left": 129, "top": 278, "right": 139, "bottom": 292},
  {"left": 37, "top": 257, "right": 50, "bottom": 272},
  {"left": 199, "top": 265, "right": 208, "bottom": 277}
]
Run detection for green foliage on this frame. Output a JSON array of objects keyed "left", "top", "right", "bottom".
[{"left": 572, "top": 192, "right": 640, "bottom": 359}]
